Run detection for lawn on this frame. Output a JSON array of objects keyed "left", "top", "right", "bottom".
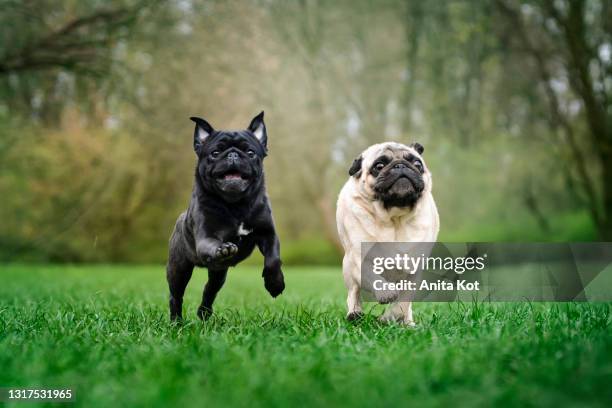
[{"left": 0, "top": 264, "right": 611, "bottom": 407}]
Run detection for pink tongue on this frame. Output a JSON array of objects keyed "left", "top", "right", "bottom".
[{"left": 224, "top": 173, "right": 242, "bottom": 180}]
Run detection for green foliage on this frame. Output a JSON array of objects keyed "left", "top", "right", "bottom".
[
  {"left": 0, "top": 125, "right": 180, "bottom": 262},
  {"left": 1, "top": 264, "right": 611, "bottom": 407},
  {"left": 440, "top": 212, "right": 597, "bottom": 242},
  {"left": 0, "top": 0, "right": 610, "bottom": 262},
  {"left": 277, "top": 238, "right": 342, "bottom": 265}
]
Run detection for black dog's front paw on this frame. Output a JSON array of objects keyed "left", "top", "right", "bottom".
[
  {"left": 263, "top": 271, "right": 285, "bottom": 298},
  {"left": 206, "top": 242, "right": 238, "bottom": 263}
]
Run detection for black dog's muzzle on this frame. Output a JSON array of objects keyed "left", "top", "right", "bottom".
[{"left": 227, "top": 151, "right": 240, "bottom": 165}]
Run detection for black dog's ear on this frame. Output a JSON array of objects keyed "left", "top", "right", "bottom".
[
  {"left": 190, "top": 117, "right": 214, "bottom": 151},
  {"left": 410, "top": 142, "right": 424, "bottom": 155},
  {"left": 247, "top": 111, "right": 267, "bottom": 148},
  {"left": 348, "top": 155, "right": 363, "bottom": 178}
]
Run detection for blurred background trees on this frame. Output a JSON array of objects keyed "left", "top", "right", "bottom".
[{"left": 0, "top": 0, "right": 610, "bottom": 264}]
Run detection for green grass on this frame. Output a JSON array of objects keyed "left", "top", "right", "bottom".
[{"left": 0, "top": 264, "right": 611, "bottom": 408}]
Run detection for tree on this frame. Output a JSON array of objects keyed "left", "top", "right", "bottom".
[{"left": 494, "top": 0, "right": 612, "bottom": 239}]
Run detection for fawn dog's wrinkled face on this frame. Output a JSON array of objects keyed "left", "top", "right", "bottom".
[
  {"left": 349, "top": 142, "right": 432, "bottom": 209},
  {"left": 191, "top": 112, "right": 268, "bottom": 203}
]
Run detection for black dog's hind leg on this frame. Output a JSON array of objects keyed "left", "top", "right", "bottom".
[
  {"left": 167, "top": 257, "right": 194, "bottom": 321},
  {"left": 197, "top": 268, "right": 228, "bottom": 320}
]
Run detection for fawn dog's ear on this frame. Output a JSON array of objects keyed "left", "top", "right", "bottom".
[
  {"left": 410, "top": 142, "right": 424, "bottom": 155},
  {"left": 349, "top": 155, "right": 363, "bottom": 178}
]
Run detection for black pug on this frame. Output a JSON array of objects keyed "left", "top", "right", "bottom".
[{"left": 166, "top": 112, "right": 285, "bottom": 321}]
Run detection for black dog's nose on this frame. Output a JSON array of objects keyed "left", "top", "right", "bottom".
[
  {"left": 227, "top": 152, "right": 239, "bottom": 162},
  {"left": 393, "top": 162, "right": 408, "bottom": 169}
]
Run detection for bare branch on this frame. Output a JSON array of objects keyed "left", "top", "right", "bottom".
[{"left": 0, "top": 6, "right": 139, "bottom": 75}]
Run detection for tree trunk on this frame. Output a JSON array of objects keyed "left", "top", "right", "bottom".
[{"left": 600, "top": 157, "right": 612, "bottom": 240}]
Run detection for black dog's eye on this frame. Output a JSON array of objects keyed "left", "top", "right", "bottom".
[
  {"left": 413, "top": 160, "right": 423, "bottom": 171},
  {"left": 375, "top": 162, "right": 385, "bottom": 171},
  {"left": 247, "top": 149, "right": 256, "bottom": 158},
  {"left": 211, "top": 151, "right": 220, "bottom": 158}
]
